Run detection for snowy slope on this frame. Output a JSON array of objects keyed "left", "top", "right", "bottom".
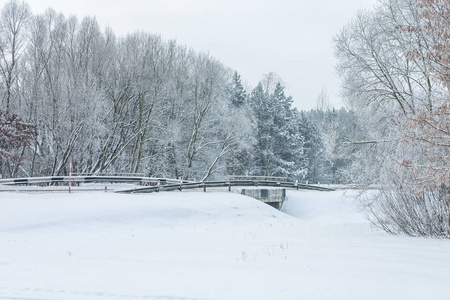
[{"left": 0, "top": 190, "right": 449, "bottom": 300}]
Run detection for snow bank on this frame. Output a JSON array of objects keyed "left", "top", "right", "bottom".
[
  {"left": 0, "top": 190, "right": 449, "bottom": 300},
  {"left": 283, "top": 189, "right": 366, "bottom": 223}
]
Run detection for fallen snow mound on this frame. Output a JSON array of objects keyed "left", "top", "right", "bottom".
[{"left": 0, "top": 190, "right": 449, "bottom": 300}]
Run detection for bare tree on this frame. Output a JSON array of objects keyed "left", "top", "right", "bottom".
[
  {"left": 335, "top": 0, "right": 450, "bottom": 237},
  {"left": 0, "top": 0, "right": 30, "bottom": 113},
  {"left": 316, "top": 87, "right": 330, "bottom": 111}
]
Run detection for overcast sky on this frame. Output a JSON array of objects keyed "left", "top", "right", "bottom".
[{"left": 18, "top": 0, "right": 376, "bottom": 110}]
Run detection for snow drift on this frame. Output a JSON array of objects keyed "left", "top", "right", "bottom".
[{"left": 0, "top": 189, "right": 449, "bottom": 299}]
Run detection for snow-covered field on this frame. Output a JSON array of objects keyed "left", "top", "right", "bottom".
[{"left": 1, "top": 189, "right": 449, "bottom": 300}]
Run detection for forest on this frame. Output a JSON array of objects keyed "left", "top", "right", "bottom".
[
  {"left": 0, "top": 0, "right": 357, "bottom": 184},
  {"left": 0, "top": 0, "right": 448, "bottom": 237}
]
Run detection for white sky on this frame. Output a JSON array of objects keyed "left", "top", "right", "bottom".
[{"left": 14, "top": 0, "right": 376, "bottom": 110}]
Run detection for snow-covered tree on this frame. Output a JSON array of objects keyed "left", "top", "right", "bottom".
[
  {"left": 0, "top": 0, "right": 31, "bottom": 113},
  {"left": 249, "top": 81, "right": 307, "bottom": 180},
  {"left": 298, "top": 111, "right": 324, "bottom": 184},
  {"left": 0, "top": 109, "right": 35, "bottom": 177},
  {"left": 229, "top": 71, "right": 246, "bottom": 108},
  {"left": 335, "top": 0, "right": 450, "bottom": 237}
]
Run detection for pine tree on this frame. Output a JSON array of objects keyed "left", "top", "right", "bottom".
[
  {"left": 249, "top": 82, "right": 273, "bottom": 176},
  {"left": 270, "top": 83, "right": 306, "bottom": 179},
  {"left": 272, "top": 82, "right": 293, "bottom": 112},
  {"left": 249, "top": 81, "right": 307, "bottom": 180},
  {"left": 226, "top": 71, "right": 253, "bottom": 176},
  {"left": 229, "top": 71, "right": 247, "bottom": 108}
]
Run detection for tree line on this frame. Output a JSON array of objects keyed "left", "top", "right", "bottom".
[{"left": 0, "top": 0, "right": 358, "bottom": 183}]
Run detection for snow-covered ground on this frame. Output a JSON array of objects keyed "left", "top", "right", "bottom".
[{"left": 1, "top": 189, "right": 449, "bottom": 300}]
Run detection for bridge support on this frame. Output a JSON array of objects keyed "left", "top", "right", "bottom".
[{"left": 240, "top": 188, "right": 286, "bottom": 210}]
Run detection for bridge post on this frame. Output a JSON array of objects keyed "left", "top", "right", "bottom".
[
  {"left": 69, "top": 157, "right": 72, "bottom": 193},
  {"left": 203, "top": 183, "right": 206, "bottom": 192},
  {"left": 228, "top": 182, "right": 231, "bottom": 192}
]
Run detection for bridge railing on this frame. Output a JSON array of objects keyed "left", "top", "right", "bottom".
[
  {"left": 0, "top": 176, "right": 334, "bottom": 192},
  {"left": 72, "top": 172, "right": 146, "bottom": 177},
  {"left": 118, "top": 180, "right": 334, "bottom": 193},
  {"left": 227, "top": 175, "right": 288, "bottom": 181},
  {"left": 0, "top": 176, "right": 183, "bottom": 186}
]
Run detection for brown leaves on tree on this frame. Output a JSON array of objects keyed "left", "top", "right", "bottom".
[
  {"left": 398, "top": 1, "right": 450, "bottom": 190},
  {"left": 415, "top": 0, "right": 450, "bottom": 88},
  {"left": 0, "top": 109, "right": 35, "bottom": 164}
]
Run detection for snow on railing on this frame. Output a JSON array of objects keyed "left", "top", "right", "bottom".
[
  {"left": 227, "top": 175, "right": 288, "bottom": 181},
  {"left": 0, "top": 175, "right": 182, "bottom": 186},
  {"left": 72, "top": 172, "right": 146, "bottom": 177},
  {"left": 119, "top": 179, "right": 334, "bottom": 194},
  {"left": 0, "top": 175, "right": 335, "bottom": 193}
]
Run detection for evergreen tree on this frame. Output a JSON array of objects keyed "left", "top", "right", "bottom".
[
  {"left": 249, "top": 82, "right": 273, "bottom": 176},
  {"left": 226, "top": 71, "right": 253, "bottom": 176},
  {"left": 272, "top": 82, "right": 293, "bottom": 112},
  {"left": 270, "top": 83, "right": 306, "bottom": 179},
  {"left": 298, "top": 112, "right": 324, "bottom": 184},
  {"left": 249, "top": 81, "right": 307, "bottom": 180},
  {"left": 229, "top": 71, "right": 247, "bottom": 108}
]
